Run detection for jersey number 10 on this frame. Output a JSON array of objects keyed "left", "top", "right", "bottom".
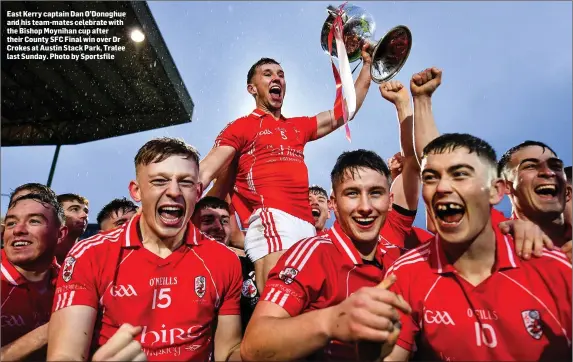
[{"left": 474, "top": 322, "right": 498, "bottom": 348}]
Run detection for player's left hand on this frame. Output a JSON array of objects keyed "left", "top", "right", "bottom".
[
  {"left": 498, "top": 219, "right": 554, "bottom": 259},
  {"left": 361, "top": 43, "right": 372, "bottom": 65},
  {"left": 561, "top": 240, "right": 572, "bottom": 262}
]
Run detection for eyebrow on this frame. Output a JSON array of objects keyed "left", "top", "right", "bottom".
[
  {"left": 422, "top": 164, "right": 476, "bottom": 174},
  {"left": 448, "top": 164, "right": 476, "bottom": 173},
  {"left": 519, "top": 157, "right": 562, "bottom": 167},
  {"left": 5, "top": 213, "right": 48, "bottom": 221}
]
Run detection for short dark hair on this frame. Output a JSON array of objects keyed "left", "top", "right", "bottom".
[
  {"left": 422, "top": 133, "right": 497, "bottom": 171},
  {"left": 498, "top": 140, "right": 557, "bottom": 177},
  {"left": 97, "top": 198, "right": 139, "bottom": 227},
  {"left": 309, "top": 185, "right": 328, "bottom": 198},
  {"left": 330, "top": 150, "right": 391, "bottom": 190},
  {"left": 9, "top": 183, "right": 56, "bottom": 204},
  {"left": 565, "top": 166, "right": 572, "bottom": 184},
  {"left": 57, "top": 193, "right": 89, "bottom": 207},
  {"left": 9, "top": 192, "right": 65, "bottom": 225},
  {"left": 193, "top": 196, "right": 230, "bottom": 217},
  {"left": 134, "top": 137, "right": 200, "bottom": 170},
  {"left": 247, "top": 58, "right": 280, "bottom": 84}
]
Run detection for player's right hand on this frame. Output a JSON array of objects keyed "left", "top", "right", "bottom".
[
  {"left": 387, "top": 152, "right": 404, "bottom": 180},
  {"left": 379, "top": 80, "right": 410, "bottom": 107},
  {"left": 410, "top": 67, "right": 442, "bottom": 98},
  {"left": 326, "top": 275, "right": 411, "bottom": 344},
  {"left": 92, "top": 323, "right": 147, "bottom": 361}
]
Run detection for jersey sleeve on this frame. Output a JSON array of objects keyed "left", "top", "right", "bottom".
[
  {"left": 218, "top": 251, "right": 243, "bottom": 316},
  {"left": 291, "top": 116, "right": 318, "bottom": 144},
  {"left": 385, "top": 267, "right": 419, "bottom": 352},
  {"left": 380, "top": 205, "right": 417, "bottom": 249},
  {"left": 214, "top": 119, "right": 248, "bottom": 152},
  {"left": 261, "top": 238, "right": 326, "bottom": 316},
  {"left": 52, "top": 249, "right": 99, "bottom": 312}
]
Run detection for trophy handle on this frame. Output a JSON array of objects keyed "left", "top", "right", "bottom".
[{"left": 370, "top": 25, "right": 412, "bottom": 83}]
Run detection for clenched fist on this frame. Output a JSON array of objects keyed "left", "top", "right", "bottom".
[
  {"left": 387, "top": 152, "right": 404, "bottom": 180},
  {"left": 379, "top": 80, "right": 410, "bottom": 107},
  {"left": 93, "top": 324, "right": 147, "bottom": 361},
  {"left": 325, "top": 275, "right": 410, "bottom": 346},
  {"left": 410, "top": 67, "right": 442, "bottom": 97}
]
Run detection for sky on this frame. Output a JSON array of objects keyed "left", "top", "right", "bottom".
[{"left": 2, "top": 1, "right": 572, "bottom": 230}]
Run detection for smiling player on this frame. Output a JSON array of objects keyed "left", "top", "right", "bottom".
[
  {"left": 385, "top": 133, "right": 572, "bottom": 361},
  {"left": 200, "top": 46, "right": 374, "bottom": 293},
  {"left": 48, "top": 137, "right": 243, "bottom": 361}
]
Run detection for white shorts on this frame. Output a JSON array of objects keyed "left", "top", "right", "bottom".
[{"left": 244, "top": 208, "right": 316, "bottom": 262}]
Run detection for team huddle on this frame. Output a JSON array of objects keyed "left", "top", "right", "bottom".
[{"left": 2, "top": 42, "right": 571, "bottom": 362}]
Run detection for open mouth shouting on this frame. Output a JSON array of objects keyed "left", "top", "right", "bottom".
[
  {"left": 353, "top": 216, "right": 376, "bottom": 230},
  {"left": 269, "top": 84, "right": 282, "bottom": 102},
  {"left": 534, "top": 184, "right": 559, "bottom": 200},
  {"left": 157, "top": 204, "right": 185, "bottom": 227},
  {"left": 311, "top": 207, "right": 321, "bottom": 220},
  {"left": 434, "top": 202, "right": 465, "bottom": 229}
]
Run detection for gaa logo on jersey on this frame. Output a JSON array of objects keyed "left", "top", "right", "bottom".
[
  {"left": 278, "top": 267, "right": 298, "bottom": 285},
  {"left": 62, "top": 256, "right": 76, "bottom": 283},
  {"left": 242, "top": 278, "right": 258, "bottom": 298},
  {"left": 194, "top": 276, "right": 206, "bottom": 298},
  {"left": 521, "top": 309, "right": 543, "bottom": 340}
]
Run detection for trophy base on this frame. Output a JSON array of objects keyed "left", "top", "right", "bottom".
[{"left": 370, "top": 25, "right": 412, "bottom": 83}]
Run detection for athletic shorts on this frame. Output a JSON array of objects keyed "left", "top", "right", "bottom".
[{"left": 244, "top": 208, "right": 316, "bottom": 262}]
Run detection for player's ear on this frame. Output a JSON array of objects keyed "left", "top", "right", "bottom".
[
  {"left": 129, "top": 180, "right": 142, "bottom": 203},
  {"left": 489, "top": 178, "right": 505, "bottom": 206},
  {"left": 57, "top": 225, "right": 69, "bottom": 246},
  {"left": 247, "top": 83, "right": 257, "bottom": 96}
]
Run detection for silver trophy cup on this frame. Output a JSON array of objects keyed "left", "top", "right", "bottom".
[{"left": 320, "top": 3, "right": 412, "bottom": 83}]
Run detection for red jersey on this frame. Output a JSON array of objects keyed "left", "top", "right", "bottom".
[
  {"left": 214, "top": 109, "right": 318, "bottom": 224},
  {"left": 262, "top": 221, "right": 390, "bottom": 361},
  {"left": 1, "top": 250, "right": 59, "bottom": 360},
  {"left": 378, "top": 205, "right": 417, "bottom": 265},
  {"left": 387, "top": 225, "right": 572, "bottom": 361},
  {"left": 52, "top": 214, "right": 242, "bottom": 361}
]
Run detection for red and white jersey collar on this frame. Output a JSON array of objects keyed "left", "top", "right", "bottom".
[
  {"left": 122, "top": 213, "right": 208, "bottom": 248},
  {"left": 250, "top": 108, "right": 286, "bottom": 120},
  {"left": 327, "top": 221, "right": 383, "bottom": 266},
  {"left": 1, "top": 249, "right": 59, "bottom": 286},
  {"left": 428, "top": 223, "right": 520, "bottom": 274}
]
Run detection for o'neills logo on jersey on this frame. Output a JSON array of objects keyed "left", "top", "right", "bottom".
[
  {"left": 195, "top": 276, "right": 206, "bottom": 298},
  {"left": 149, "top": 276, "right": 178, "bottom": 287},
  {"left": 1, "top": 314, "right": 25, "bottom": 328},
  {"left": 521, "top": 310, "right": 543, "bottom": 340},
  {"left": 62, "top": 256, "right": 76, "bottom": 282},
  {"left": 424, "top": 310, "right": 456, "bottom": 325},
  {"left": 278, "top": 267, "right": 298, "bottom": 285}
]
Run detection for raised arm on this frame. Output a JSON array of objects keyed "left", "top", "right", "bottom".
[
  {"left": 47, "top": 306, "right": 97, "bottom": 361},
  {"left": 315, "top": 44, "right": 373, "bottom": 140},
  {"left": 379, "top": 81, "right": 419, "bottom": 211},
  {"left": 1, "top": 323, "right": 48, "bottom": 361},
  {"left": 410, "top": 68, "right": 442, "bottom": 164},
  {"left": 199, "top": 146, "right": 237, "bottom": 191}
]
